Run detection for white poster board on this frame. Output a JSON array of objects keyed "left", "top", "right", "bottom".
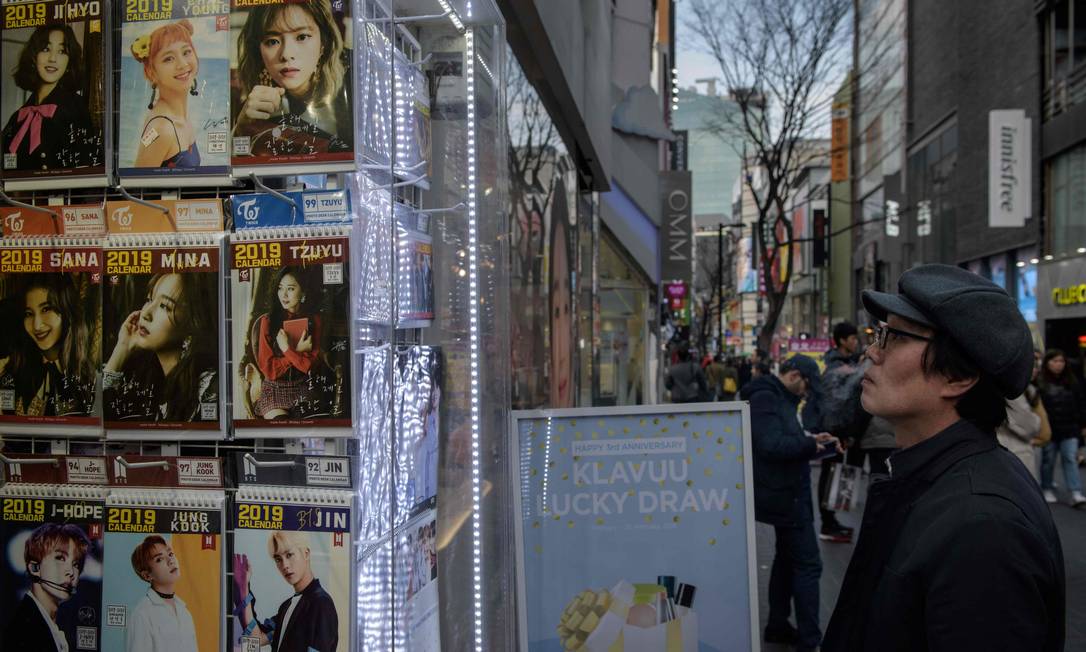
[{"left": 512, "top": 403, "right": 759, "bottom": 652}]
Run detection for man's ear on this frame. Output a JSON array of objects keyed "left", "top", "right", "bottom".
[
  {"left": 940, "top": 375, "right": 978, "bottom": 400},
  {"left": 28, "top": 561, "right": 40, "bottom": 577},
  {"left": 139, "top": 570, "right": 151, "bottom": 583}
]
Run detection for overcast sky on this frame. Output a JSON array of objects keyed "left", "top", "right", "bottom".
[{"left": 674, "top": 1, "right": 723, "bottom": 93}]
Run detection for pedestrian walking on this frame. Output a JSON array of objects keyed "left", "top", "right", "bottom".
[
  {"left": 740, "top": 354, "right": 840, "bottom": 652},
  {"left": 664, "top": 347, "right": 709, "bottom": 403},
  {"left": 1036, "top": 348, "right": 1086, "bottom": 507},
  {"left": 721, "top": 356, "right": 740, "bottom": 401},
  {"left": 816, "top": 321, "right": 863, "bottom": 543},
  {"left": 705, "top": 353, "right": 728, "bottom": 400},
  {"left": 823, "top": 264, "right": 1065, "bottom": 652},
  {"left": 737, "top": 356, "right": 753, "bottom": 389}
]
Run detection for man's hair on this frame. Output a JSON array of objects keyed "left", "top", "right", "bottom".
[
  {"left": 921, "top": 330, "right": 1007, "bottom": 432},
  {"left": 131, "top": 535, "right": 168, "bottom": 580},
  {"left": 832, "top": 321, "right": 858, "bottom": 348},
  {"left": 676, "top": 347, "right": 691, "bottom": 362},
  {"left": 267, "top": 530, "right": 310, "bottom": 557},
  {"left": 25, "top": 523, "right": 90, "bottom": 571}
]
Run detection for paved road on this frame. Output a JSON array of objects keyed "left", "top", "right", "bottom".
[{"left": 755, "top": 463, "right": 1086, "bottom": 651}]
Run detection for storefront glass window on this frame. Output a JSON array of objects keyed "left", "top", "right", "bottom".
[
  {"left": 596, "top": 229, "right": 650, "bottom": 406},
  {"left": 1016, "top": 247, "right": 1039, "bottom": 325},
  {"left": 1048, "top": 142, "right": 1086, "bottom": 257},
  {"left": 505, "top": 45, "right": 581, "bottom": 409}
]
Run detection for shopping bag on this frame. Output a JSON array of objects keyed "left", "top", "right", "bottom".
[{"left": 821, "top": 463, "right": 867, "bottom": 512}]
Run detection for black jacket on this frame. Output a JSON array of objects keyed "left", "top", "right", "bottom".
[
  {"left": 823, "top": 419, "right": 1065, "bottom": 652},
  {"left": 739, "top": 374, "right": 819, "bottom": 526},
  {"left": 818, "top": 348, "right": 871, "bottom": 441},
  {"left": 260, "top": 578, "right": 339, "bottom": 652},
  {"left": 3, "top": 594, "right": 62, "bottom": 651},
  {"left": 1037, "top": 378, "right": 1086, "bottom": 441}
]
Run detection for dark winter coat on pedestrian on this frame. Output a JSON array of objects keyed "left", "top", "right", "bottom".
[
  {"left": 737, "top": 359, "right": 752, "bottom": 388},
  {"left": 823, "top": 419, "right": 1065, "bottom": 652},
  {"left": 822, "top": 348, "right": 859, "bottom": 371},
  {"left": 1037, "top": 377, "right": 1086, "bottom": 441},
  {"left": 665, "top": 360, "right": 709, "bottom": 403},
  {"left": 739, "top": 374, "right": 819, "bottom": 526},
  {"left": 817, "top": 348, "right": 870, "bottom": 442}
]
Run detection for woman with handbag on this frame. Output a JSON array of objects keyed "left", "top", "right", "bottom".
[{"left": 1037, "top": 348, "right": 1086, "bottom": 506}]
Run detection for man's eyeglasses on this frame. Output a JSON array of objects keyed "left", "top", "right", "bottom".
[{"left": 873, "top": 322, "right": 933, "bottom": 349}]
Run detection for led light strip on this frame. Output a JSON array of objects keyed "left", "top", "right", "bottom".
[
  {"left": 464, "top": 13, "right": 484, "bottom": 652},
  {"left": 437, "top": 0, "right": 467, "bottom": 32}
]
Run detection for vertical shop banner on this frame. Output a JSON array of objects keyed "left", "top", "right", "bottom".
[
  {"left": 513, "top": 405, "right": 758, "bottom": 652},
  {"left": 988, "top": 109, "right": 1031, "bottom": 228},
  {"left": 830, "top": 104, "right": 849, "bottom": 183},
  {"left": 117, "top": 0, "right": 231, "bottom": 184},
  {"left": 0, "top": 206, "right": 104, "bottom": 436},
  {"left": 661, "top": 171, "right": 692, "bottom": 286},
  {"left": 229, "top": 0, "right": 355, "bottom": 174},
  {"left": 1, "top": 483, "right": 107, "bottom": 652},
  {"left": 0, "top": 0, "right": 106, "bottom": 187}
]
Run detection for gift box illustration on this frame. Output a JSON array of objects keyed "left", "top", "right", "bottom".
[{"left": 557, "top": 579, "right": 698, "bottom": 652}]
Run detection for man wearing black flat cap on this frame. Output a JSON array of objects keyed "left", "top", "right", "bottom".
[
  {"left": 741, "top": 353, "right": 841, "bottom": 651},
  {"left": 823, "top": 264, "right": 1065, "bottom": 652}
]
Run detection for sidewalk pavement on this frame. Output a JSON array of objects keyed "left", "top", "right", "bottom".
[{"left": 755, "top": 463, "right": 1086, "bottom": 651}]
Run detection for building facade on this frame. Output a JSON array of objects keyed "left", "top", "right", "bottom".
[
  {"left": 1036, "top": 0, "right": 1086, "bottom": 367},
  {"left": 502, "top": 0, "right": 676, "bottom": 408},
  {"left": 849, "top": 0, "right": 1045, "bottom": 339}
]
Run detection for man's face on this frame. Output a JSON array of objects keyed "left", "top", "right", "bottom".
[
  {"left": 841, "top": 334, "right": 860, "bottom": 355},
  {"left": 143, "top": 543, "right": 180, "bottom": 589},
  {"left": 780, "top": 370, "right": 807, "bottom": 397},
  {"left": 33, "top": 539, "right": 81, "bottom": 603},
  {"left": 272, "top": 544, "right": 311, "bottom": 588},
  {"left": 860, "top": 314, "right": 949, "bottom": 422}
]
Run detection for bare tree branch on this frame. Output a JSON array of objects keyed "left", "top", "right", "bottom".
[{"left": 686, "top": 0, "right": 850, "bottom": 352}]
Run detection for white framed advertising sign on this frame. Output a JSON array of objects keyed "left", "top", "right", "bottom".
[{"left": 511, "top": 402, "right": 760, "bottom": 652}]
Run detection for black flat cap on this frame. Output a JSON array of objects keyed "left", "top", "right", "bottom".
[
  {"left": 862, "top": 264, "right": 1034, "bottom": 398},
  {"left": 781, "top": 354, "right": 822, "bottom": 393}
]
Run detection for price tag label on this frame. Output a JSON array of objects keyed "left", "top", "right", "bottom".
[
  {"left": 176, "top": 458, "right": 222, "bottom": 487},
  {"left": 66, "top": 457, "right": 107, "bottom": 485},
  {"left": 301, "top": 192, "right": 348, "bottom": 223},
  {"left": 305, "top": 457, "right": 350, "bottom": 487},
  {"left": 323, "top": 262, "right": 343, "bottom": 285}
]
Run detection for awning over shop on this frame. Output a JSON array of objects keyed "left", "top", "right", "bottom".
[{"left": 600, "top": 181, "right": 659, "bottom": 284}]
